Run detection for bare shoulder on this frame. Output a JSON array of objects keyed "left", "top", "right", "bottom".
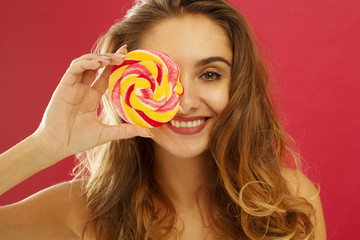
[
  {"left": 281, "top": 168, "right": 318, "bottom": 198},
  {"left": 0, "top": 180, "right": 89, "bottom": 240},
  {"left": 281, "top": 168, "right": 327, "bottom": 240}
]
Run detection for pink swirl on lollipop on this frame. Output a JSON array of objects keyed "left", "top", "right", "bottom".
[{"left": 108, "top": 49, "right": 183, "bottom": 128}]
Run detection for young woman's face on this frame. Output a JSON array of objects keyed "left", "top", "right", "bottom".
[{"left": 138, "top": 14, "right": 232, "bottom": 159}]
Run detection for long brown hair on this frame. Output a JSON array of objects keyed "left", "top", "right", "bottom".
[{"left": 75, "top": 0, "right": 315, "bottom": 239}]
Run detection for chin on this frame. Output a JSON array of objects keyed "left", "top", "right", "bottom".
[
  {"left": 152, "top": 132, "right": 210, "bottom": 160},
  {"left": 150, "top": 118, "right": 215, "bottom": 159}
]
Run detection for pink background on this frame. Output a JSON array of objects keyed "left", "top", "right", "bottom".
[{"left": 0, "top": 0, "right": 359, "bottom": 239}]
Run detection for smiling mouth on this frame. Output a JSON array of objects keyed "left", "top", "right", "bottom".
[
  {"left": 169, "top": 118, "right": 208, "bottom": 128},
  {"left": 166, "top": 117, "right": 210, "bottom": 135}
]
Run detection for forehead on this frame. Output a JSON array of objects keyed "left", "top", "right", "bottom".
[{"left": 138, "top": 14, "right": 232, "bottom": 66}]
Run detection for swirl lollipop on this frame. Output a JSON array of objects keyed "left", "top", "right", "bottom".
[{"left": 109, "top": 49, "right": 183, "bottom": 128}]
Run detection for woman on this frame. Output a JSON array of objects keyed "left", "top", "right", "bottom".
[{"left": 0, "top": 0, "right": 326, "bottom": 239}]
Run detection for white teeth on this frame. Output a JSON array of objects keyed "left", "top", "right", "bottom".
[{"left": 170, "top": 119, "right": 206, "bottom": 128}]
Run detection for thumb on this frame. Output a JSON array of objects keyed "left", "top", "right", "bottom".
[{"left": 101, "top": 123, "right": 153, "bottom": 142}]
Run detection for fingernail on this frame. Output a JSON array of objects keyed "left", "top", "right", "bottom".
[
  {"left": 113, "top": 53, "right": 127, "bottom": 58},
  {"left": 116, "top": 44, "right": 127, "bottom": 54},
  {"left": 141, "top": 131, "right": 153, "bottom": 138},
  {"left": 99, "top": 54, "right": 111, "bottom": 59}
]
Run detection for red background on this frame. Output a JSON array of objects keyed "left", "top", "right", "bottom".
[{"left": 0, "top": 0, "right": 359, "bottom": 239}]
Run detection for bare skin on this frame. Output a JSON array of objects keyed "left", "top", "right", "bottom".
[
  {"left": 140, "top": 15, "right": 232, "bottom": 239},
  {"left": 0, "top": 169, "right": 325, "bottom": 239},
  {"left": 0, "top": 15, "right": 326, "bottom": 240},
  {"left": 0, "top": 45, "right": 152, "bottom": 239}
]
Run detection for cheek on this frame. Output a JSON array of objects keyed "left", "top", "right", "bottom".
[{"left": 203, "top": 84, "right": 229, "bottom": 114}]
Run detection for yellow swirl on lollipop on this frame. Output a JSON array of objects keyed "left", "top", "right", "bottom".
[{"left": 109, "top": 49, "right": 183, "bottom": 128}]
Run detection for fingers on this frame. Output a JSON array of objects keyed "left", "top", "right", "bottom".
[
  {"left": 61, "top": 45, "right": 128, "bottom": 86},
  {"left": 100, "top": 123, "right": 153, "bottom": 143},
  {"left": 90, "top": 45, "right": 128, "bottom": 94},
  {"left": 81, "top": 53, "right": 127, "bottom": 86},
  {"left": 90, "top": 65, "right": 113, "bottom": 95}
]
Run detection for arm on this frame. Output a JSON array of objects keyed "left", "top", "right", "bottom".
[
  {"left": 0, "top": 45, "right": 151, "bottom": 195},
  {"left": 0, "top": 135, "right": 59, "bottom": 196},
  {"left": 282, "top": 168, "right": 327, "bottom": 240},
  {"left": 0, "top": 45, "right": 152, "bottom": 239}
]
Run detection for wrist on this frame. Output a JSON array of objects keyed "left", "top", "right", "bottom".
[{"left": 27, "top": 132, "right": 66, "bottom": 168}]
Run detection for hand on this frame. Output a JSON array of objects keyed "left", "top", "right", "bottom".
[{"left": 33, "top": 45, "right": 152, "bottom": 162}]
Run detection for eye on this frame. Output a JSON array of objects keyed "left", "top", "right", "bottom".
[{"left": 200, "top": 71, "right": 222, "bottom": 81}]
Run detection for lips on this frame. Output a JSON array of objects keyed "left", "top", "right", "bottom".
[{"left": 166, "top": 116, "right": 210, "bottom": 135}]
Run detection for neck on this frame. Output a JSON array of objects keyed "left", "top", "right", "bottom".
[{"left": 152, "top": 143, "right": 211, "bottom": 210}]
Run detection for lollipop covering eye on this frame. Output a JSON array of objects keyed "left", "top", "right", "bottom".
[{"left": 109, "top": 49, "right": 183, "bottom": 128}]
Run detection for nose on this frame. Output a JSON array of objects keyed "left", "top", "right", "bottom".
[{"left": 178, "top": 75, "right": 201, "bottom": 114}]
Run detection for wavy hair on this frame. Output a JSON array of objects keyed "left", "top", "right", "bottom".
[{"left": 74, "top": 0, "right": 316, "bottom": 239}]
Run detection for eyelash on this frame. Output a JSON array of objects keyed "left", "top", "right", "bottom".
[{"left": 199, "top": 71, "right": 222, "bottom": 81}]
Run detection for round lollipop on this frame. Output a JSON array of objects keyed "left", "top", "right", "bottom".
[{"left": 108, "top": 49, "right": 183, "bottom": 128}]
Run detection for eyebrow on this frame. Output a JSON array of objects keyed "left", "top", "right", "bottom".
[{"left": 195, "top": 56, "right": 232, "bottom": 68}]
